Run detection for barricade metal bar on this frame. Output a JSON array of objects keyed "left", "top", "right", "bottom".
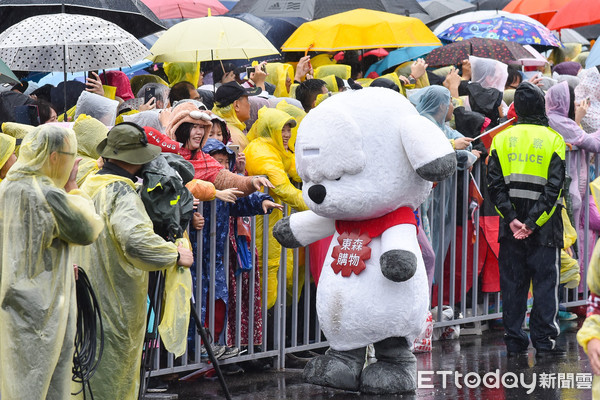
[
  {"left": 261, "top": 212, "right": 269, "bottom": 354},
  {"left": 459, "top": 170, "right": 468, "bottom": 318},
  {"left": 435, "top": 180, "right": 446, "bottom": 323},
  {"left": 449, "top": 170, "right": 458, "bottom": 316},
  {"left": 291, "top": 246, "right": 299, "bottom": 347},
  {"left": 471, "top": 163, "right": 481, "bottom": 317},
  {"left": 195, "top": 201, "right": 204, "bottom": 364},
  {"left": 303, "top": 245, "right": 311, "bottom": 346},
  {"left": 277, "top": 204, "right": 288, "bottom": 369},
  {"left": 208, "top": 200, "right": 217, "bottom": 341}
]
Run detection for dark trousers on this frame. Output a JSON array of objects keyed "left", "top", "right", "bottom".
[{"left": 498, "top": 238, "right": 560, "bottom": 352}]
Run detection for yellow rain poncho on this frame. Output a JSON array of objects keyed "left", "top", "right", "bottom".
[
  {"left": 560, "top": 207, "right": 580, "bottom": 289},
  {"left": 578, "top": 177, "right": 600, "bottom": 399},
  {"left": 245, "top": 107, "right": 308, "bottom": 309},
  {"left": 0, "top": 125, "right": 103, "bottom": 400},
  {"left": 1, "top": 121, "right": 34, "bottom": 156},
  {"left": 212, "top": 103, "right": 250, "bottom": 150},
  {"left": 72, "top": 114, "right": 108, "bottom": 186},
  {"left": 320, "top": 74, "right": 340, "bottom": 93},
  {"left": 310, "top": 53, "right": 336, "bottom": 69},
  {"left": 164, "top": 62, "right": 201, "bottom": 87},
  {"left": 314, "top": 64, "right": 351, "bottom": 80},
  {"left": 0, "top": 133, "right": 16, "bottom": 182},
  {"left": 265, "top": 62, "right": 294, "bottom": 97},
  {"left": 73, "top": 172, "right": 179, "bottom": 400}
]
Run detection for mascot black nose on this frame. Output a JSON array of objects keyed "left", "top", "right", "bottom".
[{"left": 308, "top": 184, "right": 326, "bottom": 204}]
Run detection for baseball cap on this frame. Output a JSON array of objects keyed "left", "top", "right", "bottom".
[{"left": 214, "top": 81, "right": 261, "bottom": 108}]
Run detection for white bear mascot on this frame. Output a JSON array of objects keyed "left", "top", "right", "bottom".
[{"left": 273, "top": 87, "right": 457, "bottom": 394}]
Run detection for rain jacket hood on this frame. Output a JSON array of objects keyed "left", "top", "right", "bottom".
[
  {"left": 469, "top": 55, "right": 508, "bottom": 93},
  {"left": 265, "top": 63, "right": 294, "bottom": 98},
  {"left": 212, "top": 102, "right": 246, "bottom": 133},
  {"left": 414, "top": 85, "right": 451, "bottom": 129},
  {"left": 8, "top": 124, "right": 78, "bottom": 188},
  {"left": 0, "top": 133, "right": 16, "bottom": 172},
  {"left": 164, "top": 62, "right": 200, "bottom": 87},
  {"left": 73, "top": 114, "right": 108, "bottom": 159},
  {"left": 247, "top": 107, "right": 296, "bottom": 157},
  {"left": 515, "top": 81, "right": 549, "bottom": 126}
]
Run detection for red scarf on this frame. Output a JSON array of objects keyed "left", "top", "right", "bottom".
[
  {"left": 330, "top": 207, "right": 416, "bottom": 277},
  {"left": 335, "top": 206, "right": 416, "bottom": 238}
]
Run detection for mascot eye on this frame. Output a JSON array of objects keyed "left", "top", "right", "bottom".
[
  {"left": 303, "top": 147, "right": 320, "bottom": 156},
  {"left": 335, "top": 177, "right": 341, "bottom": 181}
]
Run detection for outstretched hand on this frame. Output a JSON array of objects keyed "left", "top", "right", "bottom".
[
  {"left": 252, "top": 176, "right": 274, "bottom": 190},
  {"left": 262, "top": 199, "right": 284, "bottom": 214}
]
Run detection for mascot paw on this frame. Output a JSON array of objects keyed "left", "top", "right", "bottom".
[
  {"left": 416, "top": 153, "right": 457, "bottom": 182},
  {"left": 380, "top": 250, "right": 417, "bottom": 282},
  {"left": 273, "top": 217, "right": 302, "bottom": 248},
  {"left": 303, "top": 348, "right": 365, "bottom": 391},
  {"left": 360, "top": 358, "right": 417, "bottom": 394}
]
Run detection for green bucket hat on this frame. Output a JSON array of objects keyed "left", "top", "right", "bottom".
[{"left": 97, "top": 122, "right": 161, "bottom": 165}]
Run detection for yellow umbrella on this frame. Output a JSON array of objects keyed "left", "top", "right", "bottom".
[
  {"left": 281, "top": 9, "right": 441, "bottom": 52},
  {"left": 149, "top": 16, "right": 279, "bottom": 63}
]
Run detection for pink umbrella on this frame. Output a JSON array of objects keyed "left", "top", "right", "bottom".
[{"left": 141, "top": 0, "right": 228, "bottom": 19}]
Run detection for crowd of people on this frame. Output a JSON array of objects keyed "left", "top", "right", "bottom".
[{"left": 3, "top": 39, "right": 600, "bottom": 398}]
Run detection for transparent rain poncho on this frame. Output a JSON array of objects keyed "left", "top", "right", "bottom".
[
  {"left": 73, "top": 170, "right": 179, "bottom": 400},
  {"left": 469, "top": 55, "right": 508, "bottom": 93},
  {"left": 0, "top": 124, "right": 103, "bottom": 400}
]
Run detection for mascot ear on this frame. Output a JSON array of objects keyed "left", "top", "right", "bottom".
[{"left": 401, "top": 115, "right": 457, "bottom": 182}]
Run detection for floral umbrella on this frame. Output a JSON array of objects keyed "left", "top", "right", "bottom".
[
  {"left": 425, "top": 37, "right": 533, "bottom": 68},
  {"left": 437, "top": 15, "right": 563, "bottom": 49}
]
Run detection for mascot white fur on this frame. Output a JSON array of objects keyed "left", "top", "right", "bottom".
[{"left": 273, "top": 87, "right": 457, "bottom": 394}]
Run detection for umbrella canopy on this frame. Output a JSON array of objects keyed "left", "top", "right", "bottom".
[
  {"left": 433, "top": 10, "right": 547, "bottom": 36},
  {"left": 425, "top": 37, "right": 532, "bottom": 68},
  {"left": 503, "top": 0, "right": 571, "bottom": 26},
  {"left": 412, "top": 0, "right": 476, "bottom": 27},
  {"left": 555, "top": 28, "right": 590, "bottom": 45},
  {"left": 141, "top": 0, "right": 228, "bottom": 19},
  {"left": 547, "top": 0, "right": 600, "bottom": 31},
  {"left": 227, "top": 13, "right": 306, "bottom": 51},
  {"left": 585, "top": 34, "right": 600, "bottom": 68},
  {"left": 149, "top": 16, "right": 279, "bottom": 62},
  {"left": 437, "top": 16, "right": 563, "bottom": 48},
  {"left": 366, "top": 45, "right": 439, "bottom": 76},
  {"left": 0, "top": 0, "right": 164, "bottom": 39},
  {"left": 0, "top": 13, "right": 151, "bottom": 72},
  {"left": 474, "top": 0, "right": 511, "bottom": 10},
  {"left": 281, "top": 9, "right": 441, "bottom": 52},
  {"left": 0, "top": 58, "right": 19, "bottom": 85},
  {"left": 229, "top": 0, "right": 427, "bottom": 20}
]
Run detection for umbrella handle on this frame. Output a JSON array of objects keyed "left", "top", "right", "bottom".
[{"left": 304, "top": 44, "right": 314, "bottom": 57}]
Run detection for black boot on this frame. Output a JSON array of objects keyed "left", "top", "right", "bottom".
[
  {"left": 303, "top": 346, "right": 365, "bottom": 391},
  {"left": 360, "top": 337, "right": 417, "bottom": 394}
]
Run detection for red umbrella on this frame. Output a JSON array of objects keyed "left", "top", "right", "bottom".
[
  {"left": 547, "top": 0, "right": 600, "bottom": 30},
  {"left": 425, "top": 37, "right": 532, "bottom": 68},
  {"left": 141, "top": 0, "right": 228, "bottom": 19},
  {"left": 503, "top": 0, "right": 572, "bottom": 26}
]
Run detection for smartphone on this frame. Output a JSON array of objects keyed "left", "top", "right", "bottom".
[
  {"left": 87, "top": 70, "right": 98, "bottom": 80},
  {"left": 14, "top": 104, "right": 40, "bottom": 126},
  {"left": 227, "top": 144, "right": 240, "bottom": 155},
  {"left": 246, "top": 67, "right": 255, "bottom": 76},
  {"left": 144, "top": 86, "right": 156, "bottom": 104}
]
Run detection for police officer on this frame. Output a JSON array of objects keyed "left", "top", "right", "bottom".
[{"left": 487, "top": 81, "right": 566, "bottom": 357}]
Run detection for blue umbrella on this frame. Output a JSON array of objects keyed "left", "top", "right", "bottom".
[
  {"left": 365, "top": 45, "right": 440, "bottom": 76},
  {"left": 586, "top": 35, "right": 600, "bottom": 68}
]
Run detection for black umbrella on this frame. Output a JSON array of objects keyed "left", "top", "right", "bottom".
[
  {"left": 0, "top": 0, "right": 164, "bottom": 38},
  {"left": 226, "top": 13, "right": 306, "bottom": 50},
  {"left": 474, "top": 0, "right": 511, "bottom": 11},
  {"left": 228, "top": 0, "right": 427, "bottom": 20}
]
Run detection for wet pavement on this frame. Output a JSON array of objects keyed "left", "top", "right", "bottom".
[{"left": 158, "top": 319, "right": 594, "bottom": 399}]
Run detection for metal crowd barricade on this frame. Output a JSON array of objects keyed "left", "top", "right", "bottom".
[{"left": 148, "top": 147, "right": 595, "bottom": 377}]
